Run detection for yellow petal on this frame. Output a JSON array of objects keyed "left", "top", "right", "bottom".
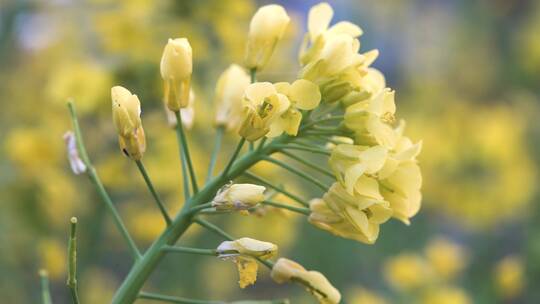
[
  {"left": 245, "top": 82, "right": 276, "bottom": 105},
  {"left": 236, "top": 258, "right": 258, "bottom": 288},
  {"left": 327, "top": 21, "right": 363, "bottom": 38},
  {"left": 308, "top": 2, "right": 333, "bottom": 40},
  {"left": 274, "top": 82, "right": 291, "bottom": 95},
  {"left": 289, "top": 79, "right": 321, "bottom": 110}
]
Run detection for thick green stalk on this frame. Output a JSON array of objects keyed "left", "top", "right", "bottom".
[
  {"left": 175, "top": 111, "right": 199, "bottom": 194},
  {"left": 135, "top": 160, "right": 172, "bottom": 225},
  {"left": 206, "top": 127, "right": 224, "bottom": 183},
  {"left": 67, "top": 217, "right": 80, "bottom": 304},
  {"left": 263, "top": 156, "right": 329, "bottom": 191},
  {"left": 273, "top": 144, "right": 331, "bottom": 156},
  {"left": 39, "top": 270, "right": 53, "bottom": 304},
  {"left": 68, "top": 102, "right": 141, "bottom": 260}
]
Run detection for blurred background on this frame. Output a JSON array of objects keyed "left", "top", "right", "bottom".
[{"left": 0, "top": 0, "right": 538, "bottom": 303}]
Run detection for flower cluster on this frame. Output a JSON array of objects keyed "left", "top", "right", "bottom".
[{"left": 302, "top": 3, "right": 423, "bottom": 244}]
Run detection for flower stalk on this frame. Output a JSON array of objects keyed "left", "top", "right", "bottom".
[
  {"left": 175, "top": 110, "right": 199, "bottom": 194},
  {"left": 135, "top": 160, "right": 172, "bottom": 225},
  {"left": 67, "top": 217, "right": 80, "bottom": 304}
]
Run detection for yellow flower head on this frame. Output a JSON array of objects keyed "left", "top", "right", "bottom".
[
  {"left": 425, "top": 237, "right": 466, "bottom": 280},
  {"left": 309, "top": 182, "right": 392, "bottom": 244},
  {"left": 214, "top": 64, "right": 251, "bottom": 131},
  {"left": 344, "top": 88, "right": 398, "bottom": 148},
  {"left": 216, "top": 237, "right": 277, "bottom": 260},
  {"left": 238, "top": 82, "right": 290, "bottom": 141},
  {"left": 111, "top": 86, "right": 146, "bottom": 160},
  {"left": 267, "top": 79, "right": 322, "bottom": 137},
  {"left": 329, "top": 144, "right": 388, "bottom": 194},
  {"left": 160, "top": 38, "right": 193, "bottom": 111},
  {"left": 244, "top": 4, "right": 290, "bottom": 71},
  {"left": 421, "top": 286, "right": 472, "bottom": 304},
  {"left": 211, "top": 183, "right": 266, "bottom": 211},
  {"left": 271, "top": 258, "right": 341, "bottom": 304},
  {"left": 495, "top": 256, "right": 524, "bottom": 299}
]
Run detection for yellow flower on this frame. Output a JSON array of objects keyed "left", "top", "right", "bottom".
[
  {"left": 329, "top": 144, "right": 387, "bottom": 194},
  {"left": 342, "top": 66, "right": 386, "bottom": 107},
  {"left": 111, "top": 86, "right": 146, "bottom": 160},
  {"left": 216, "top": 238, "right": 277, "bottom": 289},
  {"left": 495, "top": 256, "right": 524, "bottom": 299},
  {"left": 300, "top": 2, "right": 363, "bottom": 67},
  {"left": 344, "top": 88, "right": 398, "bottom": 148},
  {"left": 216, "top": 237, "right": 277, "bottom": 260},
  {"left": 267, "top": 79, "right": 322, "bottom": 137},
  {"left": 349, "top": 287, "right": 388, "bottom": 304},
  {"left": 39, "top": 239, "right": 66, "bottom": 280},
  {"left": 424, "top": 237, "right": 466, "bottom": 280},
  {"left": 309, "top": 182, "right": 392, "bottom": 244},
  {"left": 214, "top": 64, "right": 251, "bottom": 131},
  {"left": 238, "top": 82, "right": 290, "bottom": 141},
  {"left": 244, "top": 4, "right": 290, "bottom": 71},
  {"left": 211, "top": 183, "right": 266, "bottom": 211},
  {"left": 421, "top": 287, "right": 472, "bottom": 304},
  {"left": 378, "top": 127, "right": 423, "bottom": 224},
  {"left": 384, "top": 253, "right": 430, "bottom": 291},
  {"left": 63, "top": 131, "right": 87, "bottom": 175},
  {"left": 160, "top": 38, "right": 193, "bottom": 111},
  {"left": 271, "top": 258, "right": 341, "bottom": 304}
]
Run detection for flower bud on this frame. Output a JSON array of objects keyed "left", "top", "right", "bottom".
[
  {"left": 165, "top": 89, "right": 195, "bottom": 129},
  {"left": 211, "top": 183, "right": 266, "bottom": 211},
  {"left": 214, "top": 64, "right": 251, "bottom": 130},
  {"left": 271, "top": 258, "right": 341, "bottom": 304},
  {"left": 111, "top": 86, "right": 146, "bottom": 160},
  {"left": 244, "top": 4, "right": 290, "bottom": 71},
  {"left": 160, "top": 38, "right": 192, "bottom": 111},
  {"left": 217, "top": 237, "right": 277, "bottom": 260}
]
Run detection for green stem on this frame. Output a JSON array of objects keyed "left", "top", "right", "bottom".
[
  {"left": 250, "top": 68, "right": 256, "bottom": 83},
  {"left": 262, "top": 200, "right": 310, "bottom": 216},
  {"left": 68, "top": 102, "right": 141, "bottom": 260},
  {"left": 135, "top": 160, "right": 172, "bottom": 226},
  {"left": 273, "top": 145, "right": 331, "bottom": 156},
  {"left": 221, "top": 138, "right": 246, "bottom": 178},
  {"left": 138, "top": 292, "right": 222, "bottom": 304},
  {"left": 257, "top": 137, "right": 268, "bottom": 151},
  {"left": 263, "top": 157, "right": 328, "bottom": 191},
  {"left": 181, "top": 144, "right": 190, "bottom": 201},
  {"left": 162, "top": 246, "right": 217, "bottom": 256},
  {"left": 279, "top": 150, "right": 334, "bottom": 178},
  {"left": 206, "top": 127, "right": 224, "bottom": 183},
  {"left": 175, "top": 111, "right": 199, "bottom": 194},
  {"left": 67, "top": 217, "right": 80, "bottom": 304},
  {"left": 39, "top": 270, "right": 53, "bottom": 304},
  {"left": 243, "top": 172, "right": 309, "bottom": 207}
]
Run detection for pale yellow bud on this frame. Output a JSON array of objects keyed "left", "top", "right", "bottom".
[
  {"left": 217, "top": 237, "right": 277, "bottom": 260},
  {"left": 214, "top": 64, "right": 251, "bottom": 130},
  {"left": 211, "top": 183, "right": 266, "bottom": 210},
  {"left": 111, "top": 86, "right": 146, "bottom": 160},
  {"left": 271, "top": 258, "right": 341, "bottom": 304},
  {"left": 160, "top": 38, "right": 193, "bottom": 111},
  {"left": 245, "top": 4, "right": 290, "bottom": 71},
  {"left": 165, "top": 89, "right": 196, "bottom": 129}
]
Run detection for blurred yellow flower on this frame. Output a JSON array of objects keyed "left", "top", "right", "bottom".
[
  {"left": 384, "top": 253, "right": 430, "bottom": 291},
  {"left": 214, "top": 64, "right": 251, "bottom": 131},
  {"left": 349, "top": 287, "right": 387, "bottom": 304},
  {"left": 424, "top": 237, "right": 466, "bottom": 280},
  {"left": 421, "top": 286, "right": 471, "bottom": 304},
  {"left": 39, "top": 239, "right": 66, "bottom": 280},
  {"left": 495, "top": 255, "right": 524, "bottom": 299}
]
